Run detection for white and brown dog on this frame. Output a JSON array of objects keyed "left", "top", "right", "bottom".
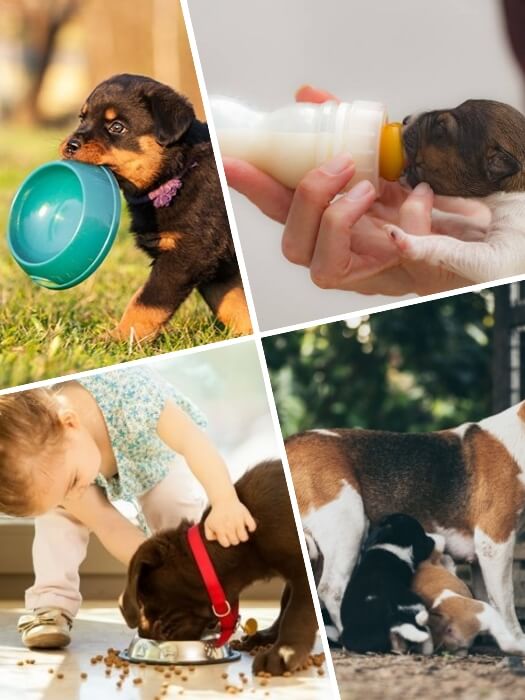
[
  {"left": 385, "top": 100, "right": 525, "bottom": 283},
  {"left": 287, "top": 402, "right": 525, "bottom": 652},
  {"left": 412, "top": 546, "right": 523, "bottom": 654}
]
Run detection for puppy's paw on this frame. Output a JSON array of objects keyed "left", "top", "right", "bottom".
[
  {"left": 252, "top": 643, "right": 309, "bottom": 676},
  {"left": 384, "top": 225, "right": 420, "bottom": 259},
  {"left": 232, "top": 627, "right": 279, "bottom": 652},
  {"left": 109, "top": 323, "right": 159, "bottom": 345}
]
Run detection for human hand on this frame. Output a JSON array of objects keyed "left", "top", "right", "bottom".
[
  {"left": 204, "top": 497, "right": 257, "bottom": 548},
  {"left": 223, "top": 86, "right": 482, "bottom": 296}
]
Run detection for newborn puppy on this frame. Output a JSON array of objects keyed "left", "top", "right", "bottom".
[
  {"left": 412, "top": 549, "right": 525, "bottom": 655},
  {"left": 386, "top": 99, "right": 525, "bottom": 283},
  {"left": 340, "top": 513, "right": 435, "bottom": 654},
  {"left": 119, "top": 460, "right": 318, "bottom": 676}
]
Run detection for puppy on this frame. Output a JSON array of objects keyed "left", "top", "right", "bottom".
[
  {"left": 412, "top": 549, "right": 525, "bottom": 655},
  {"left": 385, "top": 99, "right": 525, "bottom": 283},
  {"left": 119, "top": 460, "right": 318, "bottom": 676},
  {"left": 61, "top": 74, "right": 252, "bottom": 341},
  {"left": 340, "top": 513, "right": 434, "bottom": 654}
]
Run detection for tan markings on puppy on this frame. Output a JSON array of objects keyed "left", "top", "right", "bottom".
[
  {"left": 113, "top": 286, "right": 171, "bottom": 342},
  {"left": 413, "top": 557, "right": 472, "bottom": 606},
  {"left": 465, "top": 427, "right": 525, "bottom": 541},
  {"left": 517, "top": 401, "right": 525, "bottom": 422},
  {"left": 199, "top": 276, "right": 252, "bottom": 335},
  {"left": 433, "top": 596, "right": 484, "bottom": 650},
  {"left": 104, "top": 107, "right": 117, "bottom": 121},
  {"left": 80, "top": 102, "right": 88, "bottom": 116},
  {"left": 158, "top": 233, "right": 182, "bottom": 252},
  {"left": 59, "top": 139, "right": 107, "bottom": 164},
  {"left": 286, "top": 432, "right": 359, "bottom": 512},
  {"left": 104, "top": 136, "right": 164, "bottom": 189}
]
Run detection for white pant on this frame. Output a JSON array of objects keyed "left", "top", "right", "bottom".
[{"left": 25, "top": 460, "right": 206, "bottom": 617}]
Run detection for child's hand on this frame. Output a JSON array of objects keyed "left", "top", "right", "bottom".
[{"left": 204, "top": 498, "right": 257, "bottom": 547}]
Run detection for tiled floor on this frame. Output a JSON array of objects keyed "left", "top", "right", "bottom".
[{"left": 0, "top": 602, "right": 333, "bottom": 700}]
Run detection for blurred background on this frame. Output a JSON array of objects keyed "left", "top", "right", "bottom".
[
  {"left": 0, "top": 0, "right": 230, "bottom": 390},
  {"left": 189, "top": 0, "right": 525, "bottom": 331},
  {"left": 0, "top": 0, "right": 203, "bottom": 125},
  {"left": 263, "top": 281, "right": 525, "bottom": 437}
]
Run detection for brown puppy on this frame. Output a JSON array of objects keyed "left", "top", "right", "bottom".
[
  {"left": 412, "top": 550, "right": 525, "bottom": 654},
  {"left": 386, "top": 99, "right": 525, "bottom": 282},
  {"left": 61, "top": 74, "right": 252, "bottom": 341},
  {"left": 402, "top": 99, "right": 525, "bottom": 197},
  {"left": 119, "top": 460, "right": 318, "bottom": 675}
]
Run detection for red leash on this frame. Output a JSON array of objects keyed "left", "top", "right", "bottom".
[{"left": 186, "top": 524, "right": 239, "bottom": 647}]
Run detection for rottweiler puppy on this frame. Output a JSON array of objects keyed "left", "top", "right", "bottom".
[{"left": 61, "top": 73, "right": 252, "bottom": 341}]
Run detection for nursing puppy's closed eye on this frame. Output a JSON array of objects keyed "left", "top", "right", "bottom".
[{"left": 402, "top": 99, "right": 525, "bottom": 197}]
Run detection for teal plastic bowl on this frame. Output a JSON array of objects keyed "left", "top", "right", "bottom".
[{"left": 7, "top": 160, "right": 121, "bottom": 290}]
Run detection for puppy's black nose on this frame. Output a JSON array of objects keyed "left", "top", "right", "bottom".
[
  {"left": 65, "top": 138, "right": 81, "bottom": 154},
  {"left": 402, "top": 115, "right": 411, "bottom": 126}
]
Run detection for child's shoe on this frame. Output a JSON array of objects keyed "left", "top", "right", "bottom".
[{"left": 17, "top": 608, "right": 73, "bottom": 648}]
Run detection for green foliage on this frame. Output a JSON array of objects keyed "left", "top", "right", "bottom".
[
  {"left": 0, "top": 126, "right": 233, "bottom": 388},
  {"left": 263, "top": 292, "right": 493, "bottom": 436}
]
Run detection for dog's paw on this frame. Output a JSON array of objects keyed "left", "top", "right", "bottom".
[
  {"left": 232, "top": 627, "right": 279, "bottom": 652},
  {"left": 384, "top": 224, "right": 418, "bottom": 257},
  {"left": 252, "top": 644, "right": 309, "bottom": 676}
]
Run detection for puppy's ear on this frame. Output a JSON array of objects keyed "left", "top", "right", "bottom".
[
  {"left": 119, "top": 539, "right": 162, "bottom": 629},
  {"left": 517, "top": 402, "right": 525, "bottom": 422},
  {"left": 485, "top": 147, "right": 520, "bottom": 183},
  {"left": 142, "top": 82, "right": 195, "bottom": 146}
]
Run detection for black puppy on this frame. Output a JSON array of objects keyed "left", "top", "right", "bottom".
[
  {"left": 61, "top": 73, "right": 252, "bottom": 341},
  {"left": 340, "top": 513, "right": 435, "bottom": 654}
]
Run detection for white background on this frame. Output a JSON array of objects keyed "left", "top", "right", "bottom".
[{"left": 189, "top": 0, "right": 524, "bottom": 331}]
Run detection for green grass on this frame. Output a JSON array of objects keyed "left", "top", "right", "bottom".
[{"left": 0, "top": 126, "right": 235, "bottom": 389}]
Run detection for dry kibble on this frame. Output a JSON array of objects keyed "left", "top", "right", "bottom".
[
  {"left": 181, "top": 674, "right": 188, "bottom": 681},
  {"left": 133, "top": 677, "right": 143, "bottom": 685},
  {"left": 260, "top": 679, "right": 268, "bottom": 686},
  {"left": 139, "top": 663, "right": 147, "bottom": 668},
  {"left": 189, "top": 666, "right": 195, "bottom": 672},
  {"left": 116, "top": 681, "right": 122, "bottom": 689},
  {"left": 164, "top": 672, "right": 171, "bottom": 678},
  {"left": 283, "top": 671, "right": 292, "bottom": 677},
  {"left": 48, "top": 669, "right": 54, "bottom": 674},
  {"left": 90, "top": 657, "right": 97, "bottom": 665},
  {"left": 317, "top": 668, "right": 325, "bottom": 676},
  {"left": 16, "top": 661, "right": 23, "bottom": 666},
  {"left": 221, "top": 672, "right": 229, "bottom": 679},
  {"left": 80, "top": 672, "right": 88, "bottom": 680},
  {"left": 174, "top": 668, "right": 182, "bottom": 675},
  {"left": 25, "top": 659, "right": 36, "bottom": 665},
  {"left": 57, "top": 673, "right": 64, "bottom": 680},
  {"left": 105, "top": 669, "right": 111, "bottom": 676}
]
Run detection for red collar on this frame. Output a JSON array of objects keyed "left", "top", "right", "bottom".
[{"left": 186, "top": 524, "right": 239, "bottom": 647}]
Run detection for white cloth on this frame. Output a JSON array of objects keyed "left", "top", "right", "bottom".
[{"left": 25, "top": 458, "right": 206, "bottom": 617}]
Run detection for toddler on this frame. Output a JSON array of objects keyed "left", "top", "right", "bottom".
[{"left": 0, "top": 367, "right": 256, "bottom": 649}]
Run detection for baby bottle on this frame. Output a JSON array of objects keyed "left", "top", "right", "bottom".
[{"left": 210, "top": 96, "right": 405, "bottom": 191}]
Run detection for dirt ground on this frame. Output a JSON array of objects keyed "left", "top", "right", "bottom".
[{"left": 332, "top": 646, "right": 525, "bottom": 700}]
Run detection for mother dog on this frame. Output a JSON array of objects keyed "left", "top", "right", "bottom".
[{"left": 287, "top": 402, "right": 525, "bottom": 651}]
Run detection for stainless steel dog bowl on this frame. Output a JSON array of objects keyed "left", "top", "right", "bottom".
[{"left": 120, "top": 634, "right": 241, "bottom": 665}]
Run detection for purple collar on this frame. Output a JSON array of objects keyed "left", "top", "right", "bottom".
[{"left": 127, "top": 161, "right": 197, "bottom": 208}]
